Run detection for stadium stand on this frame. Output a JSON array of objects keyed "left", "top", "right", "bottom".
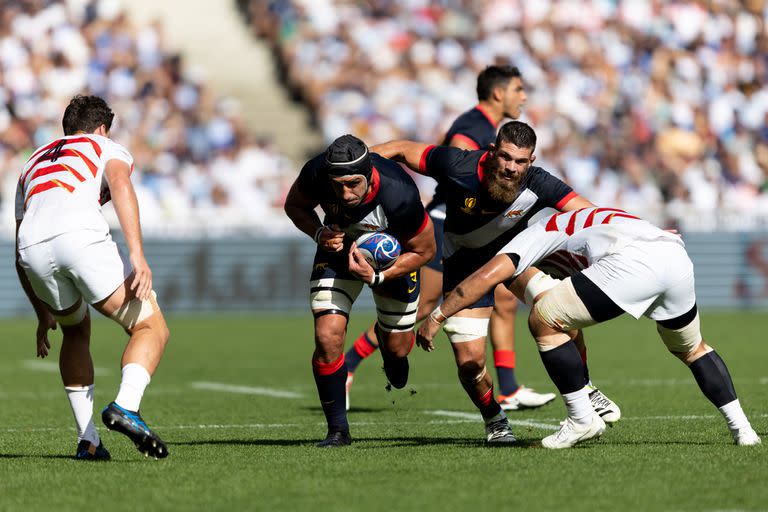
[
  {"left": 240, "top": 0, "right": 768, "bottom": 231},
  {"left": 0, "top": 0, "right": 297, "bottom": 238}
]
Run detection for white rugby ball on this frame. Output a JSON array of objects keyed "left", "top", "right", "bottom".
[{"left": 355, "top": 232, "right": 401, "bottom": 270}]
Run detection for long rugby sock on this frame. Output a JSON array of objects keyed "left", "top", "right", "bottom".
[
  {"left": 345, "top": 331, "right": 378, "bottom": 372},
  {"left": 578, "top": 345, "right": 591, "bottom": 385},
  {"left": 562, "top": 387, "right": 593, "bottom": 425},
  {"left": 688, "top": 351, "right": 737, "bottom": 407},
  {"left": 115, "top": 363, "right": 151, "bottom": 412},
  {"left": 538, "top": 341, "right": 588, "bottom": 395},
  {"left": 493, "top": 350, "right": 519, "bottom": 395},
  {"left": 476, "top": 387, "right": 503, "bottom": 420},
  {"left": 65, "top": 385, "right": 100, "bottom": 445},
  {"left": 312, "top": 354, "right": 349, "bottom": 432}
]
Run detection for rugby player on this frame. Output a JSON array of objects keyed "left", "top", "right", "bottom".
[
  {"left": 15, "top": 95, "right": 170, "bottom": 459},
  {"left": 345, "top": 65, "right": 558, "bottom": 412},
  {"left": 367, "top": 121, "right": 618, "bottom": 442},
  {"left": 417, "top": 207, "right": 762, "bottom": 448},
  {"left": 284, "top": 135, "right": 436, "bottom": 447}
]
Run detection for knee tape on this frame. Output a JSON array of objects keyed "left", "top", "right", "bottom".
[
  {"left": 533, "top": 278, "right": 596, "bottom": 331},
  {"left": 54, "top": 300, "right": 88, "bottom": 326},
  {"left": 523, "top": 272, "right": 561, "bottom": 306},
  {"left": 657, "top": 313, "right": 702, "bottom": 354},
  {"left": 309, "top": 278, "right": 358, "bottom": 314},
  {"left": 443, "top": 316, "right": 489, "bottom": 343},
  {"left": 111, "top": 291, "right": 159, "bottom": 331}
]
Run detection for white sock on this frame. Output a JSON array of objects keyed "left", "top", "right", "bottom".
[
  {"left": 115, "top": 363, "right": 151, "bottom": 412},
  {"left": 64, "top": 385, "right": 100, "bottom": 445},
  {"left": 719, "top": 399, "right": 750, "bottom": 432},
  {"left": 562, "top": 387, "right": 593, "bottom": 424}
]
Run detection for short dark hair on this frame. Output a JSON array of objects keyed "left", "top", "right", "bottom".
[
  {"left": 62, "top": 95, "right": 114, "bottom": 135},
  {"left": 476, "top": 65, "right": 522, "bottom": 101},
  {"left": 496, "top": 121, "right": 536, "bottom": 150}
]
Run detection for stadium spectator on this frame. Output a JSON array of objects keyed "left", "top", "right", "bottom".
[
  {"left": 243, "top": 0, "right": 768, "bottom": 231},
  {"left": 1, "top": 0, "right": 296, "bottom": 239},
  {"left": 284, "top": 134, "right": 435, "bottom": 447},
  {"left": 15, "top": 95, "right": 170, "bottom": 459}
]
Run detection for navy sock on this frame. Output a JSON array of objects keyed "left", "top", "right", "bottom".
[
  {"left": 538, "top": 341, "right": 586, "bottom": 395},
  {"left": 344, "top": 331, "right": 378, "bottom": 373},
  {"left": 689, "top": 351, "right": 737, "bottom": 407},
  {"left": 312, "top": 355, "right": 349, "bottom": 432},
  {"left": 493, "top": 350, "right": 519, "bottom": 395}
]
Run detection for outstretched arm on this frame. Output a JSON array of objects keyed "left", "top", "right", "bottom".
[
  {"left": 370, "top": 140, "right": 433, "bottom": 174},
  {"left": 416, "top": 253, "right": 517, "bottom": 351}
]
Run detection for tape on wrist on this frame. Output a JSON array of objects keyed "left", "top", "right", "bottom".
[
  {"left": 370, "top": 271, "right": 385, "bottom": 287},
  {"left": 313, "top": 226, "right": 325, "bottom": 243},
  {"left": 430, "top": 306, "right": 447, "bottom": 324}
]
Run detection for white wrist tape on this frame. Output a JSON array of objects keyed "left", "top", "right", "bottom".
[
  {"left": 429, "top": 306, "right": 446, "bottom": 324},
  {"left": 370, "top": 271, "right": 385, "bottom": 286}
]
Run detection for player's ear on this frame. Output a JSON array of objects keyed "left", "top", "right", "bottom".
[
  {"left": 493, "top": 85, "right": 504, "bottom": 102},
  {"left": 530, "top": 153, "right": 536, "bottom": 164}
]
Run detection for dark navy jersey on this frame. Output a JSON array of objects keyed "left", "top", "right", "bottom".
[
  {"left": 296, "top": 152, "right": 428, "bottom": 243},
  {"left": 428, "top": 106, "right": 497, "bottom": 212},
  {"left": 419, "top": 145, "right": 576, "bottom": 288}
]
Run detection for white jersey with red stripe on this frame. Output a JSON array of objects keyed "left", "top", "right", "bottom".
[
  {"left": 502, "top": 207, "right": 683, "bottom": 280},
  {"left": 15, "top": 134, "right": 134, "bottom": 249}
]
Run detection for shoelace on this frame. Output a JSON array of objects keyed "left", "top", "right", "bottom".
[
  {"left": 590, "top": 391, "right": 612, "bottom": 409},
  {"left": 487, "top": 420, "right": 510, "bottom": 438}
]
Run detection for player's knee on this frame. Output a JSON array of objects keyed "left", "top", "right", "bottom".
[
  {"left": 457, "top": 360, "right": 486, "bottom": 385},
  {"left": 314, "top": 323, "right": 345, "bottom": 351},
  {"left": 443, "top": 316, "right": 489, "bottom": 344},
  {"left": 657, "top": 307, "right": 703, "bottom": 363}
]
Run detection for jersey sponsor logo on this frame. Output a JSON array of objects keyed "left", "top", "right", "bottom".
[
  {"left": 407, "top": 271, "right": 418, "bottom": 293},
  {"left": 461, "top": 197, "right": 476, "bottom": 214}
]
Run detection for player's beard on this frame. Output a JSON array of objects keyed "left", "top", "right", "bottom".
[{"left": 485, "top": 160, "right": 523, "bottom": 203}]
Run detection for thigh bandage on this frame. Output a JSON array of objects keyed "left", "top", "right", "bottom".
[
  {"left": 533, "top": 278, "right": 597, "bottom": 331},
  {"left": 523, "top": 272, "right": 561, "bottom": 306},
  {"left": 309, "top": 278, "right": 362, "bottom": 315},
  {"left": 54, "top": 300, "right": 88, "bottom": 326},
  {"left": 111, "top": 291, "right": 159, "bottom": 330},
  {"left": 373, "top": 293, "right": 419, "bottom": 333},
  {"left": 443, "top": 316, "right": 490, "bottom": 343},
  {"left": 657, "top": 312, "right": 702, "bottom": 354}
]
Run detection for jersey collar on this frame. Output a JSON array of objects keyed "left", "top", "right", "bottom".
[
  {"left": 361, "top": 167, "right": 381, "bottom": 205},
  {"left": 475, "top": 104, "right": 498, "bottom": 128}
]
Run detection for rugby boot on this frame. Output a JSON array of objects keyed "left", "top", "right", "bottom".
[
  {"left": 317, "top": 430, "right": 352, "bottom": 448},
  {"left": 732, "top": 427, "right": 761, "bottom": 446},
  {"left": 542, "top": 414, "right": 605, "bottom": 449},
  {"left": 381, "top": 350, "right": 409, "bottom": 389},
  {"left": 75, "top": 439, "right": 111, "bottom": 461},
  {"left": 588, "top": 387, "right": 621, "bottom": 424},
  {"left": 485, "top": 416, "right": 517, "bottom": 444},
  {"left": 497, "top": 386, "right": 556, "bottom": 411},
  {"left": 101, "top": 402, "right": 168, "bottom": 459}
]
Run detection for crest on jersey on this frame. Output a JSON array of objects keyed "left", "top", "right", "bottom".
[
  {"left": 504, "top": 209, "right": 524, "bottom": 218},
  {"left": 461, "top": 197, "right": 476, "bottom": 214}
]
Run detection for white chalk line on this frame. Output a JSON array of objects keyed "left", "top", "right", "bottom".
[{"left": 190, "top": 381, "right": 303, "bottom": 399}]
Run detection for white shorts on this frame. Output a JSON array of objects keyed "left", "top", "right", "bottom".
[
  {"left": 17, "top": 230, "right": 131, "bottom": 311},
  {"left": 582, "top": 240, "right": 695, "bottom": 321}
]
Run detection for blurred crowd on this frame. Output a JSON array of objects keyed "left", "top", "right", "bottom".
[
  {"left": 0, "top": 0, "right": 296, "bottom": 238},
  {"left": 243, "top": 0, "right": 768, "bottom": 231}
]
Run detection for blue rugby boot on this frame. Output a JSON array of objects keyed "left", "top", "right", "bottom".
[
  {"left": 75, "top": 439, "right": 111, "bottom": 461},
  {"left": 101, "top": 402, "right": 168, "bottom": 459}
]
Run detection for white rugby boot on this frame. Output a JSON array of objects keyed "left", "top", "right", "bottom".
[
  {"left": 587, "top": 386, "right": 621, "bottom": 424},
  {"left": 542, "top": 414, "right": 606, "bottom": 449},
  {"left": 497, "top": 386, "right": 556, "bottom": 411},
  {"left": 732, "top": 427, "right": 761, "bottom": 446},
  {"left": 345, "top": 373, "right": 353, "bottom": 412},
  {"left": 484, "top": 415, "right": 517, "bottom": 444}
]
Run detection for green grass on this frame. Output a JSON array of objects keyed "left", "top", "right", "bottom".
[{"left": 0, "top": 312, "right": 766, "bottom": 511}]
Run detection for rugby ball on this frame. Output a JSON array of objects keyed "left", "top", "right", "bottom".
[{"left": 355, "top": 232, "right": 401, "bottom": 270}]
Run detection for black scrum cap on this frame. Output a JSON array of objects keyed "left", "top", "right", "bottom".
[{"left": 324, "top": 134, "right": 372, "bottom": 180}]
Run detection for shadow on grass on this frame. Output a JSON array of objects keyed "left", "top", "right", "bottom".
[
  {"left": 0, "top": 453, "right": 77, "bottom": 460},
  {"left": 167, "top": 436, "right": 542, "bottom": 449},
  {"left": 301, "top": 406, "right": 389, "bottom": 414}
]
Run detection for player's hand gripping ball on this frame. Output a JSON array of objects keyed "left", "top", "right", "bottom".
[{"left": 355, "top": 232, "right": 401, "bottom": 270}]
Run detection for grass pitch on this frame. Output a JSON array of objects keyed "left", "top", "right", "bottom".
[{"left": 0, "top": 311, "right": 765, "bottom": 511}]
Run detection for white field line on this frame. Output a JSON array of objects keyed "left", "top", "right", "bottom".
[
  {"left": 425, "top": 410, "right": 560, "bottom": 431},
  {"left": 190, "top": 381, "right": 303, "bottom": 398},
  {"left": 22, "top": 359, "right": 111, "bottom": 376}
]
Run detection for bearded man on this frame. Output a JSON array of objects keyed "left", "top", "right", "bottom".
[{"left": 370, "top": 121, "right": 595, "bottom": 443}]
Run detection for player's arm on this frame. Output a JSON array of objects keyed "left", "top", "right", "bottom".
[
  {"left": 15, "top": 220, "right": 56, "bottom": 357},
  {"left": 105, "top": 159, "right": 151, "bottom": 300},
  {"left": 284, "top": 179, "right": 344, "bottom": 251},
  {"left": 415, "top": 254, "right": 516, "bottom": 351},
  {"left": 370, "top": 140, "right": 433, "bottom": 174},
  {"left": 382, "top": 215, "right": 436, "bottom": 281},
  {"left": 559, "top": 194, "right": 594, "bottom": 212}
]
